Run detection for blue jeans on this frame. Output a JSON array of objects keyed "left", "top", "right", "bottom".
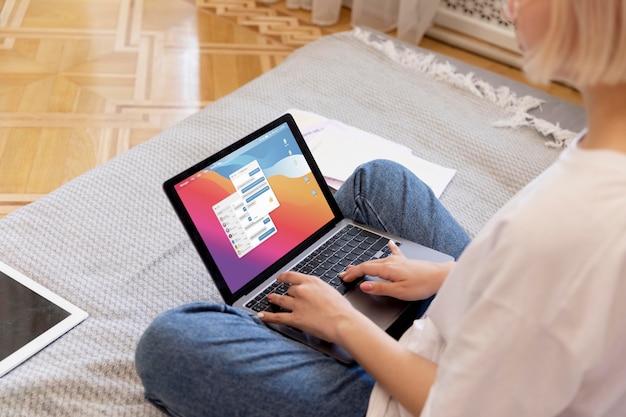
[{"left": 135, "top": 160, "right": 470, "bottom": 417}]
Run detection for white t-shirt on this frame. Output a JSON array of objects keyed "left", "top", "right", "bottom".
[{"left": 366, "top": 133, "right": 626, "bottom": 417}]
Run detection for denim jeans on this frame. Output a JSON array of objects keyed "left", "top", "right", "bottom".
[{"left": 135, "top": 160, "right": 471, "bottom": 417}]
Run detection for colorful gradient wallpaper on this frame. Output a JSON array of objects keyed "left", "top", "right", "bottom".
[{"left": 175, "top": 123, "right": 334, "bottom": 294}]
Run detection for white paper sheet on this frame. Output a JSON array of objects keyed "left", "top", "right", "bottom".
[{"left": 288, "top": 109, "right": 456, "bottom": 198}]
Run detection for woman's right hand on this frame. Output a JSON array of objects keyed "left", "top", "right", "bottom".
[{"left": 340, "top": 241, "right": 455, "bottom": 301}]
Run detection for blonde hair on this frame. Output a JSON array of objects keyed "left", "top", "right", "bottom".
[{"left": 522, "top": 0, "right": 626, "bottom": 87}]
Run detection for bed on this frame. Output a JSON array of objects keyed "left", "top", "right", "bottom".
[{"left": 0, "top": 28, "right": 584, "bottom": 416}]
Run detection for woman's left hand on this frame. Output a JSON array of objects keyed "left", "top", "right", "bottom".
[{"left": 257, "top": 271, "right": 363, "bottom": 344}]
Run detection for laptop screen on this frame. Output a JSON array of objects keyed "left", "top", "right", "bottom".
[{"left": 170, "top": 118, "right": 336, "bottom": 295}]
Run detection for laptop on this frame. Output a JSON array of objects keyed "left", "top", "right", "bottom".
[{"left": 163, "top": 113, "right": 453, "bottom": 363}]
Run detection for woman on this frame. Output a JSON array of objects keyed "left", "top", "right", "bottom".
[{"left": 135, "top": 1, "right": 626, "bottom": 415}]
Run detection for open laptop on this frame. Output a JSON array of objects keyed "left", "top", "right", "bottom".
[{"left": 163, "top": 113, "right": 453, "bottom": 363}]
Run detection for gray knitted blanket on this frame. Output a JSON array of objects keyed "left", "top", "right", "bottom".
[{"left": 0, "top": 29, "right": 584, "bottom": 416}]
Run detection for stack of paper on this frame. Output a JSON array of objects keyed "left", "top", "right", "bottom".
[{"left": 288, "top": 109, "right": 456, "bottom": 198}]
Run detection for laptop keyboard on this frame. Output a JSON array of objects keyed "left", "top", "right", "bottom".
[{"left": 245, "top": 224, "right": 398, "bottom": 313}]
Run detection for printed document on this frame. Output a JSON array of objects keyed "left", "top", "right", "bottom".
[{"left": 288, "top": 109, "right": 456, "bottom": 198}]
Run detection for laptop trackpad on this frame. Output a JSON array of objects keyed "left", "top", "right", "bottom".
[{"left": 345, "top": 278, "right": 409, "bottom": 330}]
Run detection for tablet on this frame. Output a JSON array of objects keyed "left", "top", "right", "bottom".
[{"left": 0, "top": 260, "right": 88, "bottom": 377}]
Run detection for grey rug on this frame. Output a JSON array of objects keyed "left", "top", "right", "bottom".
[{"left": 0, "top": 28, "right": 584, "bottom": 416}]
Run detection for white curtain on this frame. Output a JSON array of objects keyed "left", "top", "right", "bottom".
[{"left": 259, "top": 0, "right": 440, "bottom": 44}]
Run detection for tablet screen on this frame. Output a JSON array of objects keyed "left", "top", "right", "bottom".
[{"left": 0, "top": 261, "right": 88, "bottom": 377}]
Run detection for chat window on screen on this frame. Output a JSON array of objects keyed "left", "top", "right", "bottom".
[{"left": 213, "top": 160, "right": 280, "bottom": 258}]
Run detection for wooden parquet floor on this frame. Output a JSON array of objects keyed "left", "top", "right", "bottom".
[{"left": 0, "top": 0, "right": 581, "bottom": 218}]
